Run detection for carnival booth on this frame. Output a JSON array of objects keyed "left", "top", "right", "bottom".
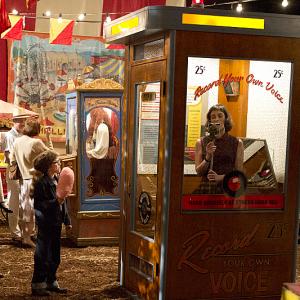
[
  {"left": 104, "top": 6, "right": 300, "bottom": 300},
  {"left": 61, "top": 78, "right": 123, "bottom": 246}
]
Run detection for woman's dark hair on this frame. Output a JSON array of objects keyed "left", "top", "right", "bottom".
[
  {"left": 23, "top": 119, "right": 41, "bottom": 137},
  {"left": 205, "top": 104, "right": 233, "bottom": 132}
]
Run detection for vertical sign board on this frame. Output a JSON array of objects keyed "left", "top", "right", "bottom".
[{"left": 179, "top": 56, "right": 292, "bottom": 298}]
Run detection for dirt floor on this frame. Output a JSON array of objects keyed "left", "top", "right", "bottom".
[{"left": 0, "top": 210, "right": 130, "bottom": 299}]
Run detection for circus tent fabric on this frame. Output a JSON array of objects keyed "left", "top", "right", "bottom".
[
  {"left": 26, "top": 0, "right": 39, "bottom": 10},
  {"left": 49, "top": 18, "right": 75, "bottom": 45},
  {"left": 1, "top": 15, "right": 23, "bottom": 40}
]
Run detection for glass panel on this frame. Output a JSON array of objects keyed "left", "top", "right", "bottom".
[
  {"left": 182, "top": 57, "right": 291, "bottom": 210},
  {"left": 134, "top": 39, "right": 164, "bottom": 61},
  {"left": 65, "top": 93, "right": 78, "bottom": 154},
  {"left": 84, "top": 98, "right": 121, "bottom": 198},
  {"left": 132, "top": 82, "right": 161, "bottom": 239}
]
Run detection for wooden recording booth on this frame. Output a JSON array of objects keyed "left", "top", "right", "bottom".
[
  {"left": 105, "top": 6, "right": 300, "bottom": 300},
  {"left": 61, "top": 79, "right": 123, "bottom": 246}
]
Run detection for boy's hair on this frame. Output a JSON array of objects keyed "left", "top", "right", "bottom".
[
  {"left": 23, "top": 119, "right": 41, "bottom": 137},
  {"left": 34, "top": 150, "right": 59, "bottom": 174}
]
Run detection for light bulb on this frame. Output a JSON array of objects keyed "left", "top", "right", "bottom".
[
  {"left": 105, "top": 13, "right": 111, "bottom": 24},
  {"left": 58, "top": 13, "right": 62, "bottom": 23},
  {"left": 192, "top": 0, "right": 204, "bottom": 8},
  {"left": 282, "top": 0, "right": 289, "bottom": 7},
  {"left": 78, "top": 13, "right": 86, "bottom": 21},
  {"left": 12, "top": 9, "right": 19, "bottom": 15},
  {"left": 236, "top": 3, "right": 243, "bottom": 12},
  {"left": 45, "top": 10, "right": 51, "bottom": 17}
]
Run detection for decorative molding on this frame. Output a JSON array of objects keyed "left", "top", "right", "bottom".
[
  {"left": 77, "top": 211, "right": 120, "bottom": 219},
  {"left": 73, "top": 237, "right": 119, "bottom": 246},
  {"left": 78, "top": 78, "right": 123, "bottom": 90}
]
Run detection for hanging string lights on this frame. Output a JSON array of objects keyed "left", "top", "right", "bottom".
[
  {"left": 199, "top": 0, "right": 292, "bottom": 12},
  {"left": 9, "top": 0, "right": 294, "bottom": 26}
]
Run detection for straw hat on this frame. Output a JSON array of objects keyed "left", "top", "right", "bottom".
[{"left": 12, "top": 113, "right": 33, "bottom": 121}]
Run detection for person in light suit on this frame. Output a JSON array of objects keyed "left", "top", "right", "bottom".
[
  {"left": 10, "top": 118, "right": 53, "bottom": 247},
  {"left": 3, "top": 115, "right": 28, "bottom": 242}
]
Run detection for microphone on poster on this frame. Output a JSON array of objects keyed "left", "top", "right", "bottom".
[{"left": 207, "top": 122, "right": 220, "bottom": 170}]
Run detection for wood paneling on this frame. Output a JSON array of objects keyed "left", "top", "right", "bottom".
[
  {"left": 164, "top": 30, "right": 300, "bottom": 300},
  {"left": 218, "top": 59, "right": 249, "bottom": 137}
]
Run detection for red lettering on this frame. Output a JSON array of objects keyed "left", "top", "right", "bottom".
[
  {"left": 210, "top": 271, "right": 269, "bottom": 294},
  {"left": 246, "top": 74, "right": 263, "bottom": 87},
  {"left": 178, "top": 224, "right": 260, "bottom": 274},
  {"left": 194, "top": 76, "right": 223, "bottom": 98},
  {"left": 210, "top": 272, "right": 223, "bottom": 294},
  {"left": 266, "top": 82, "right": 284, "bottom": 103}
]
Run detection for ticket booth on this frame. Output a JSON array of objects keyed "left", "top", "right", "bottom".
[
  {"left": 62, "top": 78, "right": 123, "bottom": 246},
  {"left": 105, "top": 6, "right": 300, "bottom": 300}
]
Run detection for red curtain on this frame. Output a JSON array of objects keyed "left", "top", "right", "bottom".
[
  {"left": 0, "top": 0, "right": 11, "bottom": 35},
  {"left": 0, "top": 0, "right": 36, "bottom": 101},
  {"left": 0, "top": 39, "right": 7, "bottom": 100},
  {"left": 6, "top": 0, "right": 36, "bottom": 31}
]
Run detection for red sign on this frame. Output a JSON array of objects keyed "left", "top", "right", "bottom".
[{"left": 182, "top": 194, "right": 284, "bottom": 210}]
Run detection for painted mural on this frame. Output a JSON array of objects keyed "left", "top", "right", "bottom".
[{"left": 8, "top": 33, "right": 125, "bottom": 142}]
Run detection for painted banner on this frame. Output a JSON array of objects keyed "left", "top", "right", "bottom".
[{"left": 7, "top": 32, "right": 125, "bottom": 142}]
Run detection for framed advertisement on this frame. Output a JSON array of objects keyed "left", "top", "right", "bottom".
[{"left": 182, "top": 57, "right": 291, "bottom": 211}]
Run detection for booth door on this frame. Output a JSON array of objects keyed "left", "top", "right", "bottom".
[{"left": 123, "top": 59, "right": 167, "bottom": 299}]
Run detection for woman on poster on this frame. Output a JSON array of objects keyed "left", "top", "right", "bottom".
[{"left": 86, "top": 108, "right": 119, "bottom": 195}]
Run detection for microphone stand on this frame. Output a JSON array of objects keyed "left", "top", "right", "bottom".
[
  {"left": 207, "top": 122, "right": 220, "bottom": 193},
  {"left": 207, "top": 138, "right": 214, "bottom": 193},
  {"left": 208, "top": 137, "right": 216, "bottom": 193},
  {"left": 209, "top": 152, "right": 214, "bottom": 171}
]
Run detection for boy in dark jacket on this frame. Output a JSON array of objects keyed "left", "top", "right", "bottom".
[{"left": 31, "top": 150, "right": 71, "bottom": 296}]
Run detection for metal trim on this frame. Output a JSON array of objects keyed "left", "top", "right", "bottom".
[{"left": 104, "top": 6, "right": 300, "bottom": 44}]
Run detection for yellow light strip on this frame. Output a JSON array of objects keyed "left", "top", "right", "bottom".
[
  {"left": 182, "top": 13, "right": 264, "bottom": 30},
  {"left": 111, "top": 16, "right": 139, "bottom": 36}
]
